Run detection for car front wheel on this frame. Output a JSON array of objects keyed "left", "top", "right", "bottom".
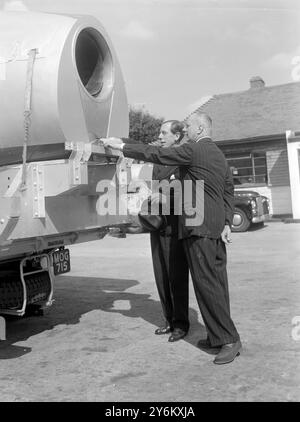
[{"left": 232, "top": 207, "right": 251, "bottom": 232}]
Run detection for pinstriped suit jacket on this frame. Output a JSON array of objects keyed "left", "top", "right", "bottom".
[{"left": 123, "top": 137, "right": 234, "bottom": 240}]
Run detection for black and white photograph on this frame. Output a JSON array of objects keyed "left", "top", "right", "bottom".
[{"left": 0, "top": 0, "right": 299, "bottom": 405}]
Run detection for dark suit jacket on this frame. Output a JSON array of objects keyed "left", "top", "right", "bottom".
[
  {"left": 123, "top": 137, "right": 234, "bottom": 240},
  {"left": 151, "top": 164, "right": 181, "bottom": 237},
  {"left": 152, "top": 164, "right": 177, "bottom": 182}
]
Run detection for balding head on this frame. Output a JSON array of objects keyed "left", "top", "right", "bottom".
[{"left": 185, "top": 112, "right": 212, "bottom": 142}]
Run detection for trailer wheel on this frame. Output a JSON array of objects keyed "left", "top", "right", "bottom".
[{"left": 232, "top": 207, "right": 250, "bottom": 232}]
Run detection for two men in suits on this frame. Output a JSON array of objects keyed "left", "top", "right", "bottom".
[{"left": 102, "top": 112, "right": 241, "bottom": 364}]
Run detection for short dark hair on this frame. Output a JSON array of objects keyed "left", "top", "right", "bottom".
[{"left": 162, "top": 120, "right": 185, "bottom": 142}]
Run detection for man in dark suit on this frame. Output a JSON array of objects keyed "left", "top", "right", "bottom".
[
  {"left": 148, "top": 120, "right": 189, "bottom": 342},
  {"left": 101, "top": 112, "right": 241, "bottom": 365}
]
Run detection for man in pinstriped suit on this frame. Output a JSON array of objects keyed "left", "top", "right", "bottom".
[{"left": 102, "top": 112, "right": 242, "bottom": 365}]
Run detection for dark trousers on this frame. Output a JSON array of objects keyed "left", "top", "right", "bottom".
[
  {"left": 183, "top": 236, "right": 240, "bottom": 347},
  {"left": 150, "top": 229, "right": 189, "bottom": 332}
]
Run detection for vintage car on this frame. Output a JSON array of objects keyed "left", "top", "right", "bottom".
[{"left": 232, "top": 190, "right": 270, "bottom": 232}]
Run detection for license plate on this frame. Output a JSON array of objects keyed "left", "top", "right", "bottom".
[{"left": 52, "top": 249, "right": 71, "bottom": 275}]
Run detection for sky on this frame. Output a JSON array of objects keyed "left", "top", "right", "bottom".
[{"left": 1, "top": 0, "right": 300, "bottom": 120}]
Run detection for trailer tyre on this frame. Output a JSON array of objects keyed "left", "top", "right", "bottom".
[{"left": 232, "top": 207, "right": 250, "bottom": 232}]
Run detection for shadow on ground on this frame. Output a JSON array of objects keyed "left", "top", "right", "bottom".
[
  {"left": 0, "top": 276, "right": 205, "bottom": 359},
  {"left": 248, "top": 222, "right": 268, "bottom": 232}
]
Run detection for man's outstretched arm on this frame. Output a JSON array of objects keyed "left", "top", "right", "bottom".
[{"left": 101, "top": 137, "right": 193, "bottom": 166}]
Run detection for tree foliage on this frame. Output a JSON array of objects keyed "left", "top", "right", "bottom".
[{"left": 129, "top": 107, "right": 164, "bottom": 144}]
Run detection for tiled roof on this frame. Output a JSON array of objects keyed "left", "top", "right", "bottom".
[{"left": 190, "top": 80, "right": 300, "bottom": 142}]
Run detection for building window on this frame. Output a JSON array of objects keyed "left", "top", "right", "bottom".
[{"left": 226, "top": 152, "right": 268, "bottom": 185}]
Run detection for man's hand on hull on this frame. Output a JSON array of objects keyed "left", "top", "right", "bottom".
[{"left": 100, "top": 137, "right": 123, "bottom": 150}]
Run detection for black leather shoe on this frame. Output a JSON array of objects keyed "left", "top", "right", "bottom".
[
  {"left": 168, "top": 328, "right": 187, "bottom": 342},
  {"left": 213, "top": 340, "right": 242, "bottom": 364},
  {"left": 155, "top": 325, "right": 172, "bottom": 335},
  {"left": 197, "top": 338, "right": 222, "bottom": 355}
]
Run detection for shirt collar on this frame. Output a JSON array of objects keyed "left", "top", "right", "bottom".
[{"left": 195, "top": 135, "right": 212, "bottom": 143}]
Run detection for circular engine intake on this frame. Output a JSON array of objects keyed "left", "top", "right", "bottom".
[{"left": 75, "top": 27, "right": 113, "bottom": 98}]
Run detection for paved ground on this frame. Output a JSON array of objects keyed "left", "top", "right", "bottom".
[{"left": 0, "top": 222, "right": 299, "bottom": 402}]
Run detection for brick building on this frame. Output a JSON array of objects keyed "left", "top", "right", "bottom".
[{"left": 189, "top": 77, "right": 300, "bottom": 217}]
